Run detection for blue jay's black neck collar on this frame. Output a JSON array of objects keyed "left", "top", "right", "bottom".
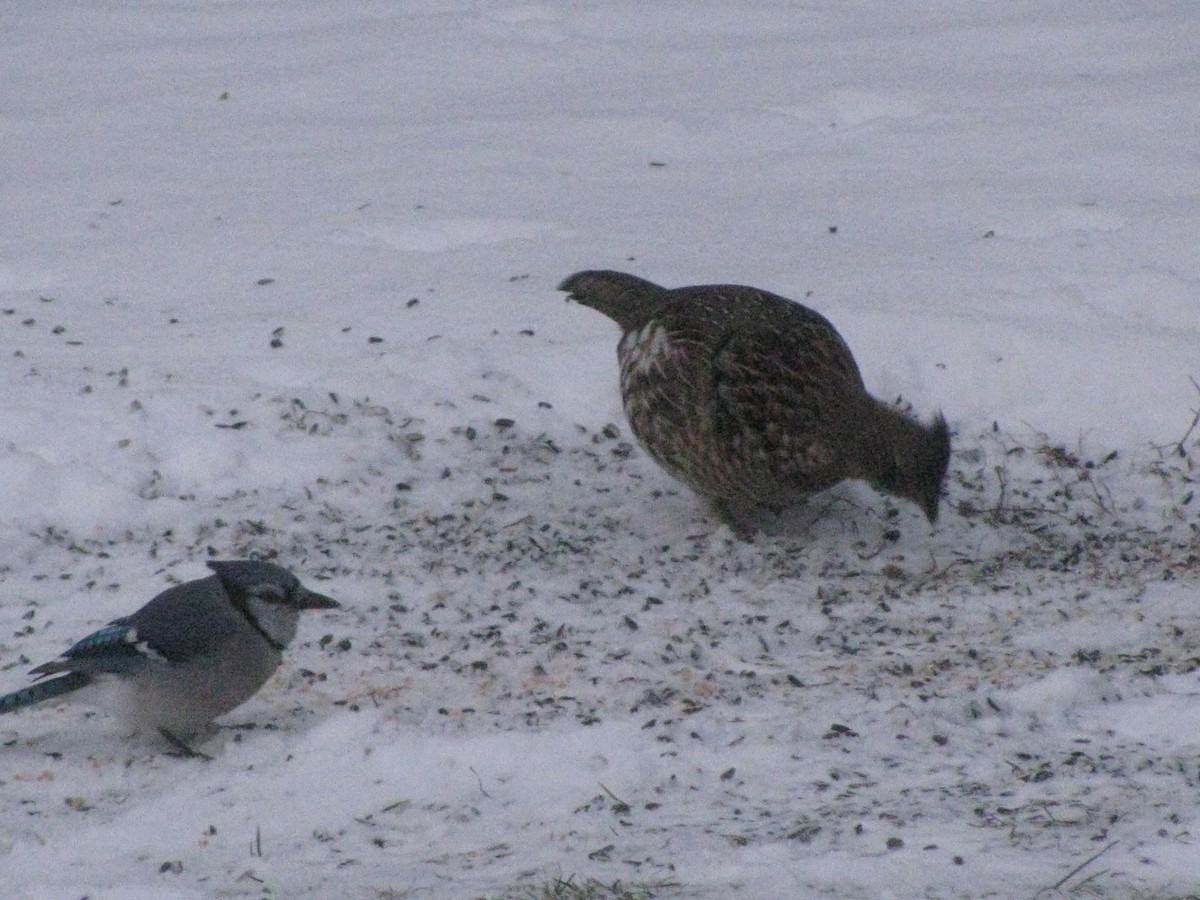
[{"left": 241, "top": 607, "right": 288, "bottom": 652}]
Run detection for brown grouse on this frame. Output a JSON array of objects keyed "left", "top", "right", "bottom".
[{"left": 560, "top": 269, "right": 951, "bottom": 531}]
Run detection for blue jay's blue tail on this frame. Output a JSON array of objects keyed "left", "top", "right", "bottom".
[{"left": 0, "top": 672, "right": 93, "bottom": 716}]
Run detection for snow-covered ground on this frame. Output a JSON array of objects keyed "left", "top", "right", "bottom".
[{"left": 2, "top": 2, "right": 1198, "bottom": 897}]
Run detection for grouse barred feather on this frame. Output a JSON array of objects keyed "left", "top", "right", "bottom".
[{"left": 560, "top": 269, "right": 951, "bottom": 530}]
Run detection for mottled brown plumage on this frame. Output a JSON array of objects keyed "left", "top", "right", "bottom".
[{"left": 560, "top": 269, "right": 951, "bottom": 530}]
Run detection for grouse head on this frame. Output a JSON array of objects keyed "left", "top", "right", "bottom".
[
  {"left": 559, "top": 270, "right": 666, "bottom": 331},
  {"left": 866, "top": 410, "right": 951, "bottom": 522}
]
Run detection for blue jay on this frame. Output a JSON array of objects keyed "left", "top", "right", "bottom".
[{"left": 0, "top": 560, "right": 338, "bottom": 740}]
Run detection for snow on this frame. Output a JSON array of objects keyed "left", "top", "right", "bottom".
[{"left": 2, "top": 1, "right": 1199, "bottom": 897}]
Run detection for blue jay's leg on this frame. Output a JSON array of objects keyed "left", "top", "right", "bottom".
[
  {"left": 0, "top": 672, "right": 93, "bottom": 715},
  {"left": 157, "top": 727, "right": 213, "bottom": 760}
]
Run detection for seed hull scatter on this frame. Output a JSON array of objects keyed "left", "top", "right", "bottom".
[
  {"left": 3, "top": 380, "right": 1195, "bottom": 897},
  {"left": 2, "top": 3, "right": 1198, "bottom": 896}
]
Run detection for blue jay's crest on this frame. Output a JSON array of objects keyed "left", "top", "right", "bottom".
[{"left": 0, "top": 560, "right": 338, "bottom": 738}]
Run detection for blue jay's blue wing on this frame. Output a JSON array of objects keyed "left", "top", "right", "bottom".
[
  {"left": 121, "top": 575, "right": 243, "bottom": 664},
  {"left": 0, "top": 672, "right": 92, "bottom": 714},
  {"left": 22, "top": 573, "right": 275, "bottom": 682},
  {"left": 29, "top": 616, "right": 163, "bottom": 677},
  {"left": 28, "top": 576, "right": 242, "bottom": 679}
]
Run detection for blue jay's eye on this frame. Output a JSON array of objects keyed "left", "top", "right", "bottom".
[{"left": 252, "top": 585, "right": 289, "bottom": 604}]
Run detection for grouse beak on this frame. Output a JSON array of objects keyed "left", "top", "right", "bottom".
[
  {"left": 298, "top": 588, "right": 340, "bottom": 610},
  {"left": 559, "top": 280, "right": 583, "bottom": 304}
]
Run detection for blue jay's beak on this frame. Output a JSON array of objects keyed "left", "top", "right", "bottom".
[{"left": 297, "top": 588, "right": 339, "bottom": 610}]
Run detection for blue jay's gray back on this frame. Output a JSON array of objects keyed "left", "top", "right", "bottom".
[{"left": 0, "top": 560, "right": 338, "bottom": 738}]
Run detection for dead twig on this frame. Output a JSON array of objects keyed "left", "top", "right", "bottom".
[
  {"left": 1035, "top": 839, "right": 1119, "bottom": 896},
  {"left": 1172, "top": 376, "right": 1200, "bottom": 456},
  {"left": 469, "top": 766, "right": 492, "bottom": 799}
]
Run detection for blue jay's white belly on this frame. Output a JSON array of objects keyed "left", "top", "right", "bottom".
[{"left": 115, "top": 633, "right": 284, "bottom": 735}]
